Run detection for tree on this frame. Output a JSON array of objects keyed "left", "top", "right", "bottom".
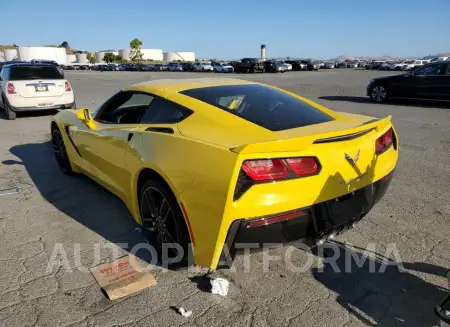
[
  {"left": 129, "top": 38, "right": 143, "bottom": 63},
  {"left": 87, "top": 53, "right": 96, "bottom": 64},
  {"left": 103, "top": 52, "right": 116, "bottom": 64},
  {"left": 115, "top": 55, "right": 123, "bottom": 62},
  {"left": 60, "top": 41, "right": 69, "bottom": 49}
]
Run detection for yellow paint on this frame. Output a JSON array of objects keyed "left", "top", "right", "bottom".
[{"left": 52, "top": 78, "right": 399, "bottom": 269}]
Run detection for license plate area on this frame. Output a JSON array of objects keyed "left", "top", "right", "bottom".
[
  {"left": 37, "top": 102, "right": 53, "bottom": 107},
  {"left": 314, "top": 189, "right": 367, "bottom": 231},
  {"left": 35, "top": 85, "right": 48, "bottom": 92},
  {"left": 327, "top": 190, "right": 365, "bottom": 221}
]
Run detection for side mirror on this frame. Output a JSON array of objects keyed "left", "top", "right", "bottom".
[{"left": 76, "top": 108, "right": 93, "bottom": 122}]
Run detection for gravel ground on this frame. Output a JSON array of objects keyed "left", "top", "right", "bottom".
[{"left": 0, "top": 69, "right": 450, "bottom": 327}]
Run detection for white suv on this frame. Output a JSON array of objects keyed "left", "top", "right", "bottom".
[
  {"left": 193, "top": 62, "right": 214, "bottom": 72},
  {"left": 403, "top": 60, "right": 430, "bottom": 71},
  {"left": 0, "top": 63, "right": 75, "bottom": 120},
  {"left": 212, "top": 62, "right": 234, "bottom": 73}
]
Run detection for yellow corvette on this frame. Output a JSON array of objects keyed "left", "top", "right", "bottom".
[{"left": 51, "top": 78, "right": 398, "bottom": 269}]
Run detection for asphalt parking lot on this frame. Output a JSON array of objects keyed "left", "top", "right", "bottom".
[{"left": 1, "top": 69, "right": 450, "bottom": 327}]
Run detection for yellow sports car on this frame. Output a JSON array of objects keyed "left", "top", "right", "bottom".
[{"left": 51, "top": 78, "right": 398, "bottom": 269}]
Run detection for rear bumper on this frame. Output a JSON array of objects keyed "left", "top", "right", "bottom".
[
  {"left": 218, "top": 169, "right": 395, "bottom": 268},
  {"left": 9, "top": 100, "right": 76, "bottom": 112}
]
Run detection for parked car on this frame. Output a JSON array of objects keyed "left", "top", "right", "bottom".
[
  {"left": 390, "top": 61, "right": 411, "bottom": 71},
  {"left": 193, "top": 62, "right": 214, "bottom": 72},
  {"left": 153, "top": 64, "right": 167, "bottom": 71},
  {"left": 50, "top": 78, "right": 398, "bottom": 270},
  {"left": 142, "top": 65, "right": 155, "bottom": 71},
  {"left": 301, "top": 60, "right": 319, "bottom": 70},
  {"left": 403, "top": 59, "right": 430, "bottom": 71},
  {"left": 233, "top": 58, "right": 265, "bottom": 73},
  {"left": 0, "top": 63, "right": 75, "bottom": 120},
  {"left": 366, "top": 61, "right": 450, "bottom": 103},
  {"left": 167, "top": 63, "right": 183, "bottom": 71},
  {"left": 30, "top": 59, "right": 59, "bottom": 66},
  {"left": 336, "top": 61, "right": 348, "bottom": 68},
  {"left": 323, "top": 62, "right": 335, "bottom": 69},
  {"left": 181, "top": 63, "right": 195, "bottom": 72},
  {"left": 430, "top": 56, "right": 449, "bottom": 62},
  {"left": 346, "top": 61, "right": 359, "bottom": 68},
  {"left": 283, "top": 62, "right": 293, "bottom": 71},
  {"left": 285, "top": 60, "right": 307, "bottom": 71},
  {"left": 263, "top": 61, "right": 287, "bottom": 73},
  {"left": 107, "top": 64, "right": 120, "bottom": 71},
  {"left": 370, "top": 61, "right": 385, "bottom": 70},
  {"left": 212, "top": 62, "right": 234, "bottom": 73},
  {"left": 379, "top": 61, "right": 394, "bottom": 70}
]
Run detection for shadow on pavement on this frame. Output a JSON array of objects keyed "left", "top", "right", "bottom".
[
  {"left": 312, "top": 241, "right": 448, "bottom": 326},
  {"left": 0, "top": 108, "right": 59, "bottom": 120},
  {"left": 3, "top": 141, "right": 156, "bottom": 264}
]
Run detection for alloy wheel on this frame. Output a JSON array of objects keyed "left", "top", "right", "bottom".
[
  {"left": 371, "top": 86, "right": 387, "bottom": 102},
  {"left": 52, "top": 129, "right": 69, "bottom": 170},
  {"left": 140, "top": 186, "right": 180, "bottom": 258}
]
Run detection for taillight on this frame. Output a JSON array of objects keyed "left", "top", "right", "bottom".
[
  {"left": 285, "top": 157, "right": 318, "bottom": 176},
  {"left": 376, "top": 128, "right": 394, "bottom": 155},
  {"left": 7, "top": 83, "right": 16, "bottom": 94},
  {"left": 234, "top": 157, "right": 320, "bottom": 201},
  {"left": 64, "top": 81, "right": 72, "bottom": 92},
  {"left": 242, "top": 159, "right": 287, "bottom": 181}
]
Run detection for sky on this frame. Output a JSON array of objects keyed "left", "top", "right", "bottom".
[{"left": 3, "top": 0, "right": 449, "bottom": 60}]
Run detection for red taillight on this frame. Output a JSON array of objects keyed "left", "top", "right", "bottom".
[
  {"left": 376, "top": 128, "right": 394, "bottom": 155},
  {"left": 242, "top": 159, "right": 288, "bottom": 181},
  {"left": 285, "top": 157, "right": 318, "bottom": 176},
  {"left": 64, "top": 81, "right": 72, "bottom": 92},
  {"left": 7, "top": 83, "right": 16, "bottom": 94}
]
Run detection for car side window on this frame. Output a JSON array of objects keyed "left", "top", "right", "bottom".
[
  {"left": 445, "top": 64, "right": 450, "bottom": 75},
  {"left": 95, "top": 92, "right": 154, "bottom": 124},
  {"left": 415, "top": 64, "right": 442, "bottom": 76},
  {"left": 139, "top": 97, "right": 193, "bottom": 124}
]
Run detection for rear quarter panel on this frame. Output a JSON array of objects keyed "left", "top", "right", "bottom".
[{"left": 125, "top": 130, "right": 239, "bottom": 268}]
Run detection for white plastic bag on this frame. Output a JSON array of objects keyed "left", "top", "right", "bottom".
[{"left": 210, "top": 277, "right": 229, "bottom": 296}]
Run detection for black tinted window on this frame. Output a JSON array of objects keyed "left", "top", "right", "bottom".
[
  {"left": 415, "top": 64, "right": 444, "bottom": 76},
  {"left": 140, "top": 98, "right": 193, "bottom": 124},
  {"left": 9, "top": 66, "right": 64, "bottom": 80},
  {"left": 180, "top": 84, "right": 334, "bottom": 131}
]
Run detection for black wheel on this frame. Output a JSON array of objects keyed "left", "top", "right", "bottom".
[
  {"left": 370, "top": 85, "right": 389, "bottom": 103},
  {"left": 51, "top": 126, "right": 74, "bottom": 174},
  {"left": 3, "top": 101, "right": 16, "bottom": 120},
  {"left": 140, "top": 179, "right": 191, "bottom": 267}
]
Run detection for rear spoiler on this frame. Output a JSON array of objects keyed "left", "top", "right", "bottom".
[{"left": 230, "top": 116, "right": 392, "bottom": 154}]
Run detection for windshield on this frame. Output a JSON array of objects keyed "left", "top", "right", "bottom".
[
  {"left": 9, "top": 66, "right": 64, "bottom": 80},
  {"left": 180, "top": 84, "right": 334, "bottom": 131},
  {"left": 404, "top": 60, "right": 415, "bottom": 64}
]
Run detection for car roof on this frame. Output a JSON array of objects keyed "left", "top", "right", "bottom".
[
  {"left": 124, "top": 78, "right": 258, "bottom": 94},
  {"left": 2, "top": 63, "right": 58, "bottom": 68}
]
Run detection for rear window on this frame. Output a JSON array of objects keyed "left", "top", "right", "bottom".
[
  {"left": 9, "top": 66, "right": 64, "bottom": 80},
  {"left": 180, "top": 84, "right": 334, "bottom": 131}
]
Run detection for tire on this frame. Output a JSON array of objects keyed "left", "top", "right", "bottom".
[
  {"left": 139, "top": 179, "right": 191, "bottom": 268},
  {"left": 370, "top": 85, "right": 389, "bottom": 103},
  {"left": 51, "top": 126, "right": 74, "bottom": 174},
  {"left": 3, "top": 101, "right": 16, "bottom": 120}
]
